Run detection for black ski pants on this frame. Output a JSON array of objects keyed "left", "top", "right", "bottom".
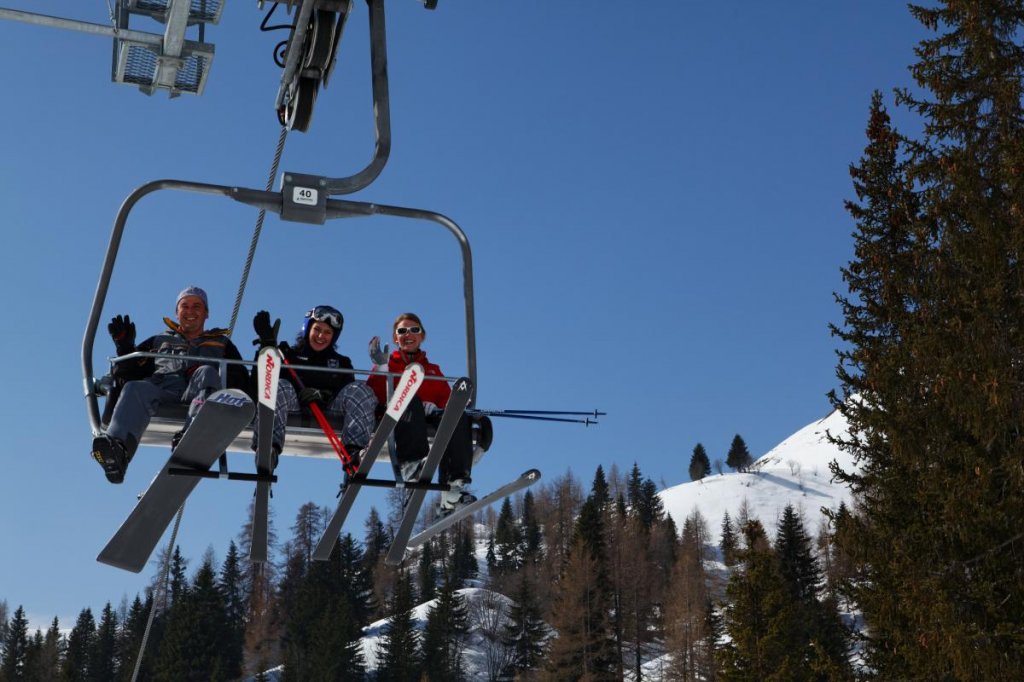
[{"left": 394, "top": 396, "right": 474, "bottom": 484}]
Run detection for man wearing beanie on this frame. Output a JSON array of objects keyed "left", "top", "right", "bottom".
[{"left": 92, "top": 286, "right": 248, "bottom": 483}]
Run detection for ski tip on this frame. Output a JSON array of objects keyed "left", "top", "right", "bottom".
[
  {"left": 524, "top": 469, "right": 542, "bottom": 481},
  {"left": 96, "top": 553, "right": 146, "bottom": 574},
  {"left": 383, "top": 550, "right": 407, "bottom": 568}
]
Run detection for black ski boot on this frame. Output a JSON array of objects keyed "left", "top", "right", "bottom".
[{"left": 92, "top": 434, "right": 130, "bottom": 484}]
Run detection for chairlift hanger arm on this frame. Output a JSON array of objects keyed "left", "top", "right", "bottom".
[
  {"left": 274, "top": 0, "right": 415, "bottom": 195},
  {"left": 320, "top": 0, "right": 391, "bottom": 194}
]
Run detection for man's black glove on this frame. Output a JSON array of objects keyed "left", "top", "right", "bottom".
[
  {"left": 299, "top": 387, "right": 329, "bottom": 407},
  {"left": 253, "top": 310, "right": 281, "bottom": 348},
  {"left": 108, "top": 314, "right": 136, "bottom": 355}
]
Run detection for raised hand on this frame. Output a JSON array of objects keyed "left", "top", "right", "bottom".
[
  {"left": 253, "top": 310, "right": 281, "bottom": 348},
  {"left": 368, "top": 336, "right": 389, "bottom": 365},
  {"left": 108, "top": 314, "right": 136, "bottom": 355}
]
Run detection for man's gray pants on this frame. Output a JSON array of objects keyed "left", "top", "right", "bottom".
[{"left": 106, "top": 366, "right": 223, "bottom": 453}]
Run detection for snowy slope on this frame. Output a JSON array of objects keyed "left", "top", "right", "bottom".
[
  {"left": 360, "top": 586, "right": 514, "bottom": 677},
  {"left": 659, "top": 406, "right": 857, "bottom": 544}
]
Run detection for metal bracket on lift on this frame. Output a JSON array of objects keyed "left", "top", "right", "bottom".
[{"left": 280, "top": 172, "right": 329, "bottom": 224}]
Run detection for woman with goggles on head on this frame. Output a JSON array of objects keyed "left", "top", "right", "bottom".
[
  {"left": 367, "top": 312, "right": 477, "bottom": 516},
  {"left": 251, "top": 305, "right": 378, "bottom": 468}
]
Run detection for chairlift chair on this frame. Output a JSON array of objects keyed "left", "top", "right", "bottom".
[{"left": 81, "top": 0, "right": 487, "bottom": 468}]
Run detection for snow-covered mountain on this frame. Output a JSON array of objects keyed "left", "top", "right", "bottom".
[{"left": 660, "top": 406, "right": 858, "bottom": 544}]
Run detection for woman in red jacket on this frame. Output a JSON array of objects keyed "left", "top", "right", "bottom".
[{"left": 368, "top": 312, "right": 476, "bottom": 515}]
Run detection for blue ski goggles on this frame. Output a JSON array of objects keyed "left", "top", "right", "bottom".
[{"left": 306, "top": 305, "right": 343, "bottom": 329}]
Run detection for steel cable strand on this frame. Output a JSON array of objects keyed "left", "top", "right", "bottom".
[
  {"left": 228, "top": 125, "right": 289, "bottom": 333},
  {"left": 130, "top": 501, "right": 185, "bottom": 682},
  {"left": 130, "top": 125, "right": 289, "bottom": 680}
]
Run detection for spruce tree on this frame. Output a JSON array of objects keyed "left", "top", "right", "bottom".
[
  {"left": 418, "top": 540, "right": 438, "bottom": 603},
  {"left": 277, "top": 501, "right": 327, "bottom": 675},
  {"left": 307, "top": 597, "right": 365, "bottom": 681},
  {"left": 295, "top": 535, "right": 368, "bottom": 681},
  {"left": 155, "top": 555, "right": 232, "bottom": 681},
  {"left": 90, "top": 603, "right": 118, "bottom": 682},
  {"left": 22, "top": 628, "right": 44, "bottom": 682},
  {"left": 218, "top": 541, "right": 246, "bottom": 680},
  {"left": 718, "top": 520, "right": 803, "bottom": 680},
  {"left": 362, "top": 506, "right": 390, "bottom": 569},
  {"left": 521, "top": 489, "right": 544, "bottom": 564},
  {"left": 493, "top": 497, "right": 524, "bottom": 575},
  {"left": 1, "top": 605, "right": 29, "bottom": 681},
  {"left": 774, "top": 505, "right": 821, "bottom": 605},
  {"left": 725, "top": 434, "right": 752, "bottom": 473},
  {"left": 626, "top": 463, "right": 644, "bottom": 511},
  {"left": 115, "top": 595, "right": 149, "bottom": 682},
  {"left": 501, "top": 569, "right": 548, "bottom": 678},
  {"left": 774, "top": 505, "right": 853, "bottom": 678},
  {"left": 450, "top": 524, "right": 479, "bottom": 586},
  {"left": 336, "top": 533, "right": 376, "bottom": 628},
  {"left": 591, "top": 465, "right": 610, "bottom": 509},
  {"left": 688, "top": 443, "right": 711, "bottom": 481},
  {"left": 421, "top": 575, "right": 470, "bottom": 682},
  {"left": 719, "top": 512, "right": 738, "bottom": 567},
  {"left": 35, "top": 617, "right": 62, "bottom": 682},
  {"left": 485, "top": 532, "right": 497, "bottom": 575},
  {"left": 375, "top": 569, "right": 421, "bottom": 682},
  {"left": 63, "top": 608, "right": 96, "bottom": 682},
  {"left": 635, "top": 477, "right": 666, "bottom": 530},
  {"left": 831, "top": 2, "right": 1024, "bottom": 676}
]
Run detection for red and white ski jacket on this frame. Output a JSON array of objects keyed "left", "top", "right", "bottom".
[{"left": 367, "top": 349, "right": 452, "bottom": 409}]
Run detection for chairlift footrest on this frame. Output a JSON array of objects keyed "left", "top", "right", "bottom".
[
  {"left": 168, "top": 467, "right": 277, "bottom": 484},
  {"left": 346, "top": 476, "right": 448, "bottom": 492}
]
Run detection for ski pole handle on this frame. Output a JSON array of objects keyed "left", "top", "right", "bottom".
[{"left": 281, "top": 357, "right": 356, "bottom": 474}]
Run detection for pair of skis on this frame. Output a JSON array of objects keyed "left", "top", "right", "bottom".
[
  {"left": 97, "top": 388, "right": 259, "bottom": 573},
  {"left": 313, "top": 367, "right": 542, "bottom": 566},
  {"left": 98, "top": 346, "right": 283, "bottom": 573},
  {"left": 312, "top": 363, "right": 428, "bottom": 560},
  {"left": 313, "top": 365, "right": 472, "bottom": 564}
]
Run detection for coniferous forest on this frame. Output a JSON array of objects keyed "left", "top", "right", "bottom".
[
  {"left": 0, "top": 461, "right": 857, "bottom": 681},
  {"left": 5, "top": 1, "right": 1024, "bottom": 679}
]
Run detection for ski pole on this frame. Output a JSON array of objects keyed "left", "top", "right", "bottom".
[
  {"left": 475, "top": 408, "right": 606, "bottom": 418},
  {"left": 466, "top": 409, "right": 599, "bottom": 426},
  {"left": 281, "top": 357, "right": 357, "bottom": 475}
]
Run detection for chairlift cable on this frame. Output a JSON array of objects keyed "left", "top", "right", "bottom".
[
  {"left": 130, "top": 501, "right": 186, "bottom": 682},
  {"left": 226, "top": 124, "right": 290, "bottom": 333},
  {"left": 129, "top": 125, "right": 289, "bottom": 680}
]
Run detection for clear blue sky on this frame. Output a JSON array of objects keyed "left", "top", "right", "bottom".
[{"left": 1, "top": 1, "right": 925, "bottom": 629}]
